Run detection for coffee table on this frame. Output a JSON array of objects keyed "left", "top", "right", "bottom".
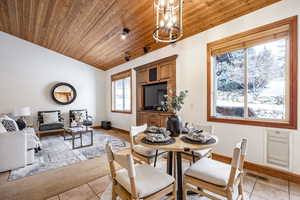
[{"left": 63, "top": 126, "right": 93, "bottom": 149}]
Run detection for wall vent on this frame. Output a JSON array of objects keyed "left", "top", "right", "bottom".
[{"left": 266, "top": 129, "right": 290, "bottom": 169}]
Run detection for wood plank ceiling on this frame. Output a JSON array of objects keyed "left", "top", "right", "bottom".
[{"left": 0, "top": 0, "right": 281, "bottom": 70}]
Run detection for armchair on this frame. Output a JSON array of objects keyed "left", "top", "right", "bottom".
[
  {"left": 69, "top": 109, "right": 93, "bottom": 127},
  {"left": 37, "top": 110, "right": 64, "bottom": 136}
]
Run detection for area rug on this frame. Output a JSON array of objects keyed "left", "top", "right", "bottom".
[{"left": 8, "top": 130, "right": 128, "bottom": 181}]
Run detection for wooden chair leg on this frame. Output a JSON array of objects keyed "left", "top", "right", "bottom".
[
  {"left": 112, "top": 184, "right": 117, "bottom": 200},
  {"left": 227, "top": 188, "right": 234, "bottom": 200},
  {"left": 154, "top": 150, "right": 158, "bottom": 167},
  {"left": 238, "top": 177, "right": 246, "bottom": 200},
  {"left": 182, "top": 179, "right": 187, "bottom": 200},
  {"left": 173, "top": 182, "right": 177, "bottom": 200}
]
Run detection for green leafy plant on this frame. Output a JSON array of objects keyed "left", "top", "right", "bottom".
[{"left": 162, "top": 90, "right": 188, "bottom": 114}]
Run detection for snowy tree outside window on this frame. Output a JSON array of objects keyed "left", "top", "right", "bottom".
[{"left": 212, "top": 38, "right": 288, "bottom": 121}]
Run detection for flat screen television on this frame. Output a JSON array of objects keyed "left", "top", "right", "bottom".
[{"left": 143, "top": 82, "right": 167, "bottom": 110}]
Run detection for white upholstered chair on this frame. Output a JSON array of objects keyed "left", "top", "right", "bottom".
[
  {"left": 183, "top": 125, "right": 214, "bottom": 163},
  {"left": 106, "top": 143, "right": 176, "bottom": 200},
  {"left": 130, "top": 124, "right": 165, "bottom": 167},
  {"left": 183, "top": 138, "right": 248, "bottom": 200}
]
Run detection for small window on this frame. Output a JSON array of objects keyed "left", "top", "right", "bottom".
[
  {"left": 111, "top": 69, "right": 132, "bottom": 113},
  {"left": 207, "top": 16, "right": 297, "bottom": 129}
]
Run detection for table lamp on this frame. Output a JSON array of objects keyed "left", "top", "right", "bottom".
[{"left": 14, "top": 107, "right": 32, "bottom": 127}]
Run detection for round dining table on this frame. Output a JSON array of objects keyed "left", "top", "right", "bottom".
[{"left": 135, "top": 133, "right": 218, "bottom": 200}]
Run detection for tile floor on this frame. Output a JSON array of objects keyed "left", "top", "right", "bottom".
[{"left": 46, "top": 164, "right": 300, "bottom": 200}]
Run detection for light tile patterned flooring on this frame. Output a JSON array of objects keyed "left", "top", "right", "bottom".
[{"left": 46, "top": 164, "right": 300, "bottom": 200}]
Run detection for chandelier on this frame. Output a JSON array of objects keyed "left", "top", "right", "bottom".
[{"left": 153, "top": 0, "right": 183, "bottom": 43}]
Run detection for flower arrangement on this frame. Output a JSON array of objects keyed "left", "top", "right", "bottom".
[{"left": 162, "top": 90, "right": 188, "bottom": 114}]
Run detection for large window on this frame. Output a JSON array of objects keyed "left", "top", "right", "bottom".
[
  {"left": 207, "top": 17, "right": 297, "bottom": 129},
  {"left": 111, "top": 69, "right": 132, "bottom": 113}
]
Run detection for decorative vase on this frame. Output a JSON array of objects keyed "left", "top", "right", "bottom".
[{"left": 167, "top": 114, "right": 182, "bottom": 137}]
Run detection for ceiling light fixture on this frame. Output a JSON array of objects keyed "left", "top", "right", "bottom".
[
  {"left": 143, "top": 46, "right": 150, "bottom": 54},
  {"left": 124, "top": 52, "right": 131, "bottom": 61},
  {"left": 153, "top": 0, "right": 183, "bottom": 43},
  {"left": 121, "top": 28, "right": 130, "bottom": 40}
]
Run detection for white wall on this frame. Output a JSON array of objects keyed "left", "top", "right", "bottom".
[
  {"left": 106, "top": 0, "right": 300, "bottom": 175},
  {"left": 0, "top": 32, "right": 106, "bottom": 126}
]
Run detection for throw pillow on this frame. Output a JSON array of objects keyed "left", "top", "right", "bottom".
[
  {"left": 2, "top": 119, "right": 18, "bottom": 132},
  {"left": 74, "top": 111, "right": 86, "bottom": 123},
  {"left": 42, "top": 112, "right": 59, "bottom": 124},
  {"left": 0, "top": 116, "right": 19, "bottom": 131},
  {"left": 16, "top": 118, "right": 26, "bottom": 130}
]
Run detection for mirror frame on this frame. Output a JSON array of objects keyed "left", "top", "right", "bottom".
[{"left": 51, "top": 82, "right": 77, "bottom": 105}]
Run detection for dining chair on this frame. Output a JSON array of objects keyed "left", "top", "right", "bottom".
[
  {"left": 182, "top": 125, "right": 214, "bottom": 163},
  {"left": 105, "top": 143, "right": 176, "bottom": 200},
  {"left": 183, "top": 138, "right": 248, "bottom": 200},
  {"left": 130, "top": 124, "right": 165, "bottom": 167}
]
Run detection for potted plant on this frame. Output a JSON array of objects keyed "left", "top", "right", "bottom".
[{"left": 162, "top": 90, "right": 188, "bottom": 137}]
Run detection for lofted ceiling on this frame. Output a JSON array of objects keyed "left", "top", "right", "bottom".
[{"left": 0, "top": 0, "right": 281, "bottom": 70}]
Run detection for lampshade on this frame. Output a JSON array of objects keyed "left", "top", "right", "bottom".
[{"left": 15, "top": 107, "right": 31, "bottom": 117}]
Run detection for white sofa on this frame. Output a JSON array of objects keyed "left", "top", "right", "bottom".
[{"left": 0, "top": 128, "right": 39, "bottom": 172}]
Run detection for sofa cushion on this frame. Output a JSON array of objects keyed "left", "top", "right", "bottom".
[
  {"left": 116, "top": 164, "right": 174, "bottom": 198},
  {"left": 39, "top": 122, "right": 64, "bottom": 131},
  {"left": 185, "top": 157, "right": 233, "bottom": 186}
]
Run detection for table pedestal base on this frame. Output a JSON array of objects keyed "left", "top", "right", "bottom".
[{"left": 167, "top": 152, "right": 183, "bottom": 200}]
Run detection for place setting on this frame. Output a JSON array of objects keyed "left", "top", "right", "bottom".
[
  {"left": 180, "top": 123, "right": 217, "bottom": 145},
  {"left": 141, "top": 126, "right": 176, "bottom": 145}
]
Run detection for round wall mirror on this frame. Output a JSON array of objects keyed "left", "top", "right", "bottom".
[{"left": 51, "top": 82, "right": 77, "bottom": 105}]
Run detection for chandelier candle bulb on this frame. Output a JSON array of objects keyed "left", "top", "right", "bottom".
[{"left": 153, "top": 0, "right": 183, "bottom": 43}]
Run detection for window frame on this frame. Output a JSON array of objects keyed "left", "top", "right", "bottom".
[
  {"left": 207, "top": 16, "right": 297, "bottom": 129},
  {"left": 111, "top": 69, "right": 132, "bottom": 114}
]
